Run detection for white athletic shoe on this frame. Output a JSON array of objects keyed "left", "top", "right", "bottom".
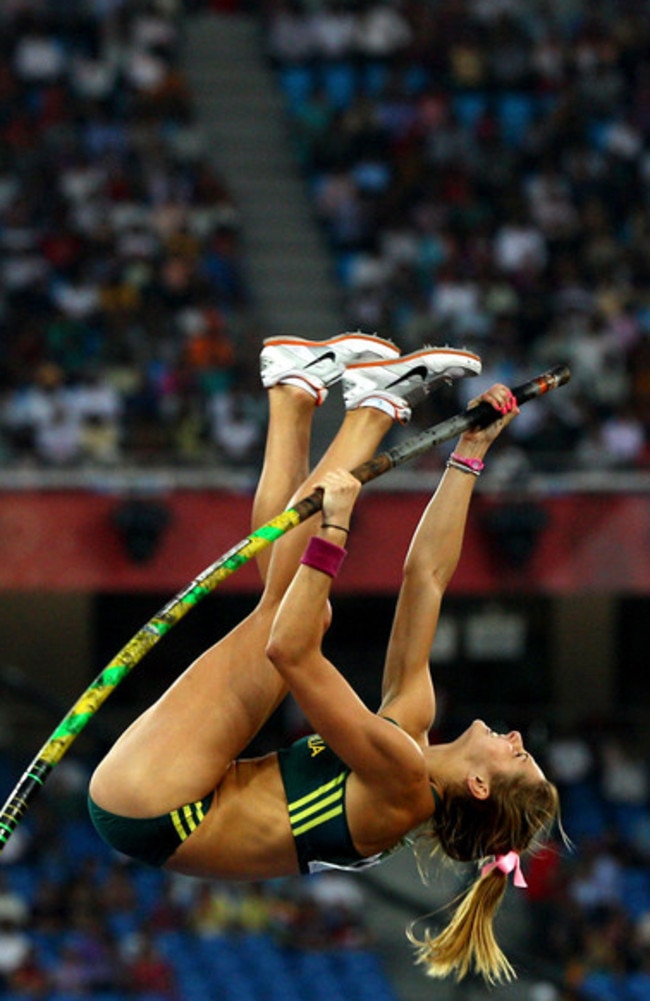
[
  {"left": 342, "top": 346, "right": 482, "bottom": 423},
  {"left": 260, "top": 332, "right": 401, "bottom": 405}
]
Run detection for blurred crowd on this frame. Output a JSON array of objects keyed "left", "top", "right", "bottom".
[
  {"left": 265, "top": 0, "right": 650, "bottom": 474},
  {"left": 524, "top": 725, "right": 650, "bottom": 1001},
  {"left": 0, "top": 0, "right": 265, "bottom": 472},
  {"left": 2, "top": 1, "right": 650, "bottom": 474}
]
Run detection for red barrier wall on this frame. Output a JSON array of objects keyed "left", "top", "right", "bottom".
[{"left": 0, "top": 490, "right": 646, "bottom": 594}]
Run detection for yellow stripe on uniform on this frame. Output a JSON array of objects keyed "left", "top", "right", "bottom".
[
  {"left": 289, "top": 788, "right": 344, "bottom": 827},
  {"left": 170, "top": 809, "right": 189, "bottom": 842},
  {"left": 286, "top": 772, "right": 347, "bottom": 837},
  {"left": 292, "top": 804, "right": 345, "bottom": 838},
  {"left": 170, "top": 799, "right": 205, "bottom": 842},
  {"left": 286, "top": 772, "right": 346, "bottom": 814},
  {"left": 183, "top": 804, "right": 198, "bottom": 834}
]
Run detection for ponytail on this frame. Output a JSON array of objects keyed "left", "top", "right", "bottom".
[{"left": 407, "top": 867, "right": 513, "bottom": 984}]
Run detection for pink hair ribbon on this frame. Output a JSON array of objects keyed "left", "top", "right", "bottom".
[{"left": 480, "top": 851, "right": 527, "bottom": 888}]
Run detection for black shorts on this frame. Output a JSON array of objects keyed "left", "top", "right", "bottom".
[{"left": 87, "top": 792, "right": 214, "bottom": 867}]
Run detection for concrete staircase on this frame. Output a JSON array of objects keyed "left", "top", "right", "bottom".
[{"left": 182, "top": 12, "right": 344, "bottom": 339}]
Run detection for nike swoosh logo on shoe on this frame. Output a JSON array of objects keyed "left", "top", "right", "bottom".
[
  {"left": 384, "top": 365, "right": 429, "bottom": 390},
  {"left": 304, "top": 351, "right": 337, "bottom": 369}
]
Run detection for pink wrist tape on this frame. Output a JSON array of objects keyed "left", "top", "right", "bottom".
[
  {"left": 300, "top": 536, "right": 347, "bottom": 578},
  {"left": 449, "top": 452, "right": 485, "bottom": 474}
]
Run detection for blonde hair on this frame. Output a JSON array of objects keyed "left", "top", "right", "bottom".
[{"left": 407, "top": 774, "right": 561, "bottom": 984}]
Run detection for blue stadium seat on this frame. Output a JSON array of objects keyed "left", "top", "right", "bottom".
[
  {"left": 559, "top": 781, "right": 608, "bottom": 843},
  {"left": 626, "top": 971, "right": 650, "bottom": 1000},
  {"left": 173, "top": 971, "right": 213, "bottom": 1001},
  {"left": 609, "top": 802, "right": 650, "bottom": 844},
  {"left": 279, "top": 65, "right": 314, "bottom": 112},
  {"left": 3, "top": 863, "right": 38, "bottom": 903},
  {"left": 106, "top": 910, "right": 140, "bottom": 937},
  {"left": 580, "top": 971, "right": 625, "bottom": 1001},
  {"left": 588, "top": 119, "right": 612, "bottom": 151},
  {"left": 130, "top": 866, "right": 165, "bottom": 914},
  {"left": 320, "top": 61, "right": 358, "bottom": 110},
  {"left": 335, "top": 252, "right": 363, "bottom": 287},
  {"left": 62, "top": 817, "right": 112, "bottom": 863},
  {"left": 402, "top": 63, "right": 429, "bottom": 95},
  {"left": 496, "top": 93, "right": 535, "bottom": 147},
  {"left": 0, "top": 994, "right": 45, "bottom": 1001},
  {"left": 621, "top": 867, "right": 650, "bottom": 920},
  {"left": 362, "top": 61, "right": 389, "bottom": 96},
  {"left": 338, "top": 951, "right": 399, "bottom": 1001},
  {"left": 453, "top": 92, "right": 488, "bottom": 130}
]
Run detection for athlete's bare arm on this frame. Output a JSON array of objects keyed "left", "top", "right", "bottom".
[
  {"left": 378, "top": 385, "right": 520, "bottom": 746},
  {"left": 266, "top": 471, "right": 427, "bottom": 804}
]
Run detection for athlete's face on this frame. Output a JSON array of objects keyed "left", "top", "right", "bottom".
[{"left": 459, "top": 719, "right": 546, "bottom": 784}]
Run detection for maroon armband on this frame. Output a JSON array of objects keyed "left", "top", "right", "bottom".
[{"left": 300, "top": 536, "right": 347, "bottom": 578}]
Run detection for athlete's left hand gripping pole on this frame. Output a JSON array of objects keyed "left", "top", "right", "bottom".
[{"left": 0, "top": 364, "right": 570, "bottom": 854}]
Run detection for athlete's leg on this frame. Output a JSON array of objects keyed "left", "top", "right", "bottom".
[
  {"left": 89, "top": 393, "right": 392, "bottom": 817},
  {"left": 251, "top": 329, "right": 402, "bottom": 573},
  {"left": 251, "top": 384, "right": 315, "bottom": 584},
  {"left": 258, "top": 403, "right": 392, "bottom": 605}
]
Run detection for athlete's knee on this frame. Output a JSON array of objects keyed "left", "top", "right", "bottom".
[
  {"left": 88, "top": 739, "right": 153, "bottom": 815},
  {"left": 89, "top": 753, "right": 125, "bottom": 797}
]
